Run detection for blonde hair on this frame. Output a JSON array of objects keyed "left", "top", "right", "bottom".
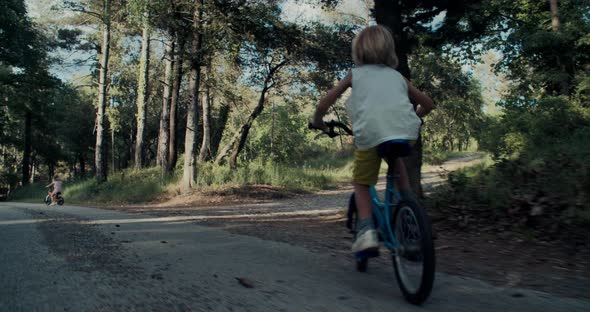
[{"left": 352, "top": 25, "right": 398, "bottom": 69}]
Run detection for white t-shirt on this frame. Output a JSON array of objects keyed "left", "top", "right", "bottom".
[
  {"left": 53, "top": 181, "right": 63, "bottom": 193},
  {"left": 346, "top": 65, "right": 422, "bottom": 150}
]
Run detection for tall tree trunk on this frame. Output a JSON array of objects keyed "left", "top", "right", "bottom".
[
  {"left": 48, "top": 161, "right": 55, "bottom": 181},
  {"left": 181, "top": 0, "right": 203, "bottom": 191},
  {"left": 549, "top": 0, "right": 560, "bottom": 31},
  {"left": 21, "top": 111, "right": 32, "bottom": 186},
  {"left": 79, "top": 154, "right": 86, "bottom": 178},
  {"left": 221, "top": 61, "right": 285, "bottom": 168},
  {"left": 198, "top": 78, "right": 211, "bottom": 163},
  {"left": 270, "top": 101, "right": 275, "bottom": 157},
  {"left": 111, "top": 128, "right": 116, "bottom": 171},
  {"left": 549, "top": 0, "right": 569, "bottom": 95},
  {"left": 157, "top": 34, "right": 175, "bottom": 173},
  {"left": 134, "top": 19, "right": 150, "bottom": 170},
  {"left": 373, "top": 0, "right": 410, "bottom": 77},
  {"left": 374, "top": 0, "right": 422, "bottom": 197},
  {"left": 214, "top": 129, "right": 241, "bottom": 165},
  {"left": 95, "top": 0, "right": 111, "bottom": 183},
  {"left": 30, "top": 157, "right": 35, "bottom": 183},
  {"left": 169, "top": 34, "right": 185, "bottom": 170},
  {"left": 210, "top": 102, "right": 230, "bottom": 157},
  {"left": 228, "top": 85, "right": 270, "bottom": 169}
]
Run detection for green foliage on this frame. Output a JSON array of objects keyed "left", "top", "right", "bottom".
[
  {"left": 480, "top": 97, "right": 590, "bottom": 159},
  {"left": 197, "top": 151, "right": 352, "bottom": 190},
  {"left": 65, "top": 167, "right": 172, "bottom": 203},
  {"left": 11, "top": 167, "right": 173, "bottom": 204},
  {"left": 411, "top": 49, "right": 485, "bottom": 153},
  {"left": 245, "top": 103, "right": 314, "bottom": 163},
  {"left": 432, "top": 161, "right": 513, "bottom": 212},
  {"left": 10, "top": 154, "right": 354, "bottom": 203},
  {"left": 484, "top": 0, "right": 590, "bottom": 96},
  {"left": 435, "top": 97, "right": 590, "bottom": 233},
  {"left": 426, "top": 0, "right": 590, "bottom": 239},
  {"left": 8, "top": 183, "right": 47, "bottom": 202},
  {"left": 0, "top": 0, "right": 47, "bottom": 69},
  {"left": 0, "top": 0, "right": 71, "bottom": 187}
]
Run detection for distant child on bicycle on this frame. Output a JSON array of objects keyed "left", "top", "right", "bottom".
[
  {"left": 46, "top": 175, "right": 63, "bottom": 206},
  {"left": 311, "top": 25, "right": 435, "bottom": 255}
]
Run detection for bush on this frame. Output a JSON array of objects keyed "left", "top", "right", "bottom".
[
  {"left": 197, "top": 154, "right": 353, "bottom": 191},
  {"left": 431, "top": 96, "right": 590, "bottom": 237},
  {"left": 64, "top": 167, "right": 175, "bottom": 204},
  {"left": 9, "top": 183, "right": 47, "bottom": 202}
]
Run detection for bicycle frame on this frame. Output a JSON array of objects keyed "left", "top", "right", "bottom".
[{"left": 369, "top": 171, "right": 402, "bottom": 251}]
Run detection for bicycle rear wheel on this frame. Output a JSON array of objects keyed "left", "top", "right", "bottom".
[{"left": 391, "top": 198, "right": 435, "bottom": 305}]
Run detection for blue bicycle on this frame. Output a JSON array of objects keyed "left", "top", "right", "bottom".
[{"left": 310, "top": 120, "right": 435, "bottom": 305}]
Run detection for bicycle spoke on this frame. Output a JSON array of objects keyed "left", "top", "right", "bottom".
[{"left": 394, "top": 205, "right": 425, "bottom": 294}]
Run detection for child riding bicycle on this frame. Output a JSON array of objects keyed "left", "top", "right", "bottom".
[
  {"left": 45, "top": 175, "right": 63, "bottom": 206},
  {"left": 311, "top": 25, "right": 435, "bottom": 256}
]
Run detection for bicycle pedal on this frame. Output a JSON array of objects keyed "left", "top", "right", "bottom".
[{"left": 355, "top": 248, "right": 380, "bottom": 259}]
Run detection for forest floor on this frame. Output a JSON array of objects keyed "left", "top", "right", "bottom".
[{"left": 88, "top": 154, "right": 590, "bottom": 299}]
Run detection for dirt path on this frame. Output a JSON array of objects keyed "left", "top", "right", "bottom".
[{"left": 96, "top": 154, "right": 589, "bottom": 300}]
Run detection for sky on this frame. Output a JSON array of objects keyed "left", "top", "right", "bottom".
[{"left": 281, "top": 0, "right": 371, "bottom": 24}]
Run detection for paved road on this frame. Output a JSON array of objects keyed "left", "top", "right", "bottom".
[{"left": 1, "top": 202, "right": 588, "bottom": 312}]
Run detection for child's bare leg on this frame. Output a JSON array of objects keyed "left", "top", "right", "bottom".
[
  {"left": 393, "top": 158, "right": 411, "bottom": 191},
  {"left": 353, "top": 183, "right": 372, "bottom": 219},
  {"left": 393, "top": 158, "right": 420, "bottom": 203},
  {"left": 352, "top": 182, "right": 378, "bottom": 252}
]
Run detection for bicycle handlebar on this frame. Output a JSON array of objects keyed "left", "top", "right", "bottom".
[{"left": 308, "top": 120, "right": 353, "bottom": 138}]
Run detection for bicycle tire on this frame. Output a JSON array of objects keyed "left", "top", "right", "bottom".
[
  {"left": 57, "top": 197, "right": 65, "bottom": 205},
  {"left": 44, "top": 195, "right": 51, "bottom": 206},
  {"left": 391, "top": 198, "right": 435, "bottom": 305}
]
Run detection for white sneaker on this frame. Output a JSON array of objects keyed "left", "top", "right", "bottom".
[
  {"left": 50, "top": 202, "right": 56, "bottom": 206},
  {"left": 352, "top": 229, "right": 379, "bottom": 253}
]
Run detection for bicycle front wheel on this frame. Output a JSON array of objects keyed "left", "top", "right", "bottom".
[{"left": 391, "top": 199, "right": 435, "bottom": 305}]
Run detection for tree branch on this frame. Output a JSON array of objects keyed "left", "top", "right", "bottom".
[
  {"left": 407, "top": 7, "right": 446, "bottom": 25},
  {"left": 69, "top": 7, "right": 103, "bottom": 20}
]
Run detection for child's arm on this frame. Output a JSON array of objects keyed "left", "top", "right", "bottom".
[
  {"left": 46, "top": 181, "right": 54, "bottom": 188},
  {"left": 311, "top": 71, "right": 352, "bottom": 130},
  {"left": 405, "top": 79, "right": 435, "bottom": 118}
]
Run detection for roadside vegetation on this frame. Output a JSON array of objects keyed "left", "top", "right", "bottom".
[
  {"left": 425, "top": 1, "right": 590, "bottom": 243},
  {"left": 9, "top": 152, "right": 356, "bottom": 204}
]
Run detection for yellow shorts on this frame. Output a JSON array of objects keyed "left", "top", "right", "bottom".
[
  {"left": 352, "top": 148, "right": 382, "bottom": 186},
  {"left": 352, "top": 140, "right": 416, "bottom": 185}
]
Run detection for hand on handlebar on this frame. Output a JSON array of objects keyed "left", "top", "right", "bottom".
[
  {"left": 308, "top": 119, "right": 353, "bottom": 138},
  {"left": 309, "top": 119, "right": 329, "bottom": 133}
]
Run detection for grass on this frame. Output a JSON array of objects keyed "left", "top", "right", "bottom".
[
  {"left": 9, "top": 150, "right": 480, "bottom": 206},
  {"left": 9, "top": 153, "right": 355, "bottom": 205},
  {"left": 10, "top": 166, "right": 175, "bottom": 205},
  {"left": 66, "top": 167, "right": 174, "bottom": 204},
  {"left": 193, "top": 155, "right": 354, "bottom": 193}
]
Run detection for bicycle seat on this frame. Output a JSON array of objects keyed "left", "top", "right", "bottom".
[{"left": 377, "top": 139, "right": 412, "bottom": 161}]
